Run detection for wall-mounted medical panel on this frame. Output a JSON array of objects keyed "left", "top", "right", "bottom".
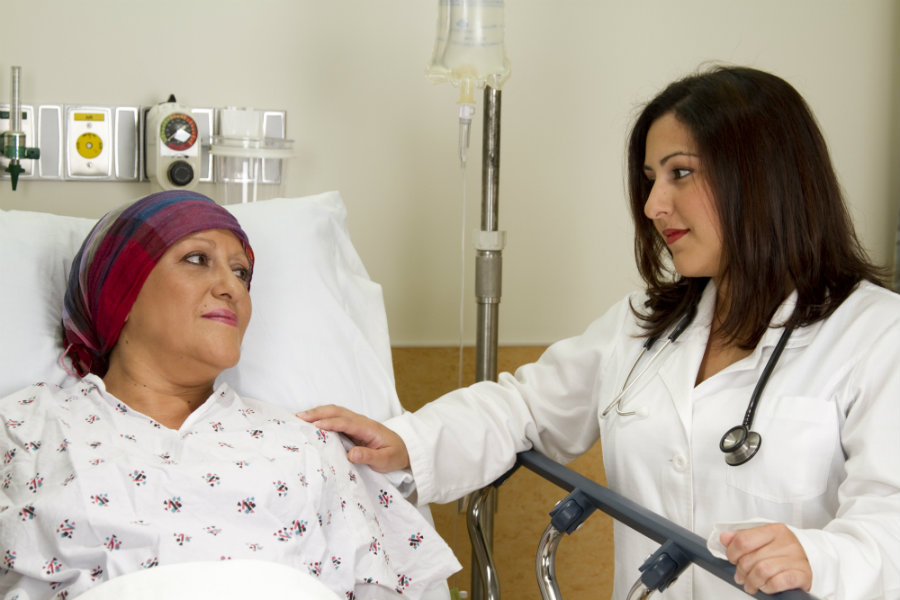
[
  {"left": 65, "top": 106, "right": 113, "bottom": 179},
  {"left": 64, "top": 105, "right": 141, "bottom": 181},
  {"left": 2, "top": 101, "right": 287, "bottom": 187}
]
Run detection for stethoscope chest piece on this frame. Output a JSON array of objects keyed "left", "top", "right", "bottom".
[
  {"left": 717, "top": 324, "right": 794, "bottom": 466},
  {"left": 720, "top": 425, "right": 762, "bottom": 466}
]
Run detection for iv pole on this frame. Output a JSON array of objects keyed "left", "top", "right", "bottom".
[
  {"left": 475, "top": 85, "right": 503, "bottom": 383},
  {"left": 424, "top": 4, "right": 510, "bottom": 596},
  {"left": 469, "top": 84, "right": 504, "bottom": 600}
]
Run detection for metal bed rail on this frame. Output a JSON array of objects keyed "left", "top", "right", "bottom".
[{"left": 467, "top": 450, "right": 819, "bottom": 600}]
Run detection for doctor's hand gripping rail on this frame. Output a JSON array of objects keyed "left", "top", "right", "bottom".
[{"left": 467, "top": 450, "right": 820, "bottom": 600}]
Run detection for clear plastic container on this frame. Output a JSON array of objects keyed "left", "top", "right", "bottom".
[
  {"left": 211, "top": 108, "right": 293, "bottom": 204},
  {"left": 426, "top": 0, "right": 511, "bottom": 101},
  {"left": 212, "top": 136, "right": 292, "bottom": 204}
]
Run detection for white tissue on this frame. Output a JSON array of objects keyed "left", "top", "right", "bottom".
[{"left": 706, "top": 518, "right": 777, "bottom": 559}]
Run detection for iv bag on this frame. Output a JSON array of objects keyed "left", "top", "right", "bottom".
[{"left": 426, "top": 0, "right": 511, "bottom": 102}]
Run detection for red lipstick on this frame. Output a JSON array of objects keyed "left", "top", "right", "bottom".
[
  {"left": 203, "top": 309, "right": 238, "bottom": 327},
  {"left": 662, "top": 228, "right": 688, "bottom": 245}
]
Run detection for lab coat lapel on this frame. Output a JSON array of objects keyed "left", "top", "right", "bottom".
[
  {"left": 657, "top": 284, "right": 718, "bottom": 436},
  {"left": 657, "top": 328, "right": 708, "bottom": 436}
]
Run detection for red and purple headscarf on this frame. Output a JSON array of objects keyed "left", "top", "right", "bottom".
[{"left": 61, "top": 190, "right": 254, "bottom": 377}]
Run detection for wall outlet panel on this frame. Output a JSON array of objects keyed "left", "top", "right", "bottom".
[
  {"left": 62, "top": 105, "right": 141, "bottom": 181},
  {"left": 65, "top": 106, "right": 113, "bottom": 179}
]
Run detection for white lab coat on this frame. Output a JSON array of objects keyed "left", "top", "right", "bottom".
[{"left": 386, "top": 280, "right": 900, "bottom": 600}]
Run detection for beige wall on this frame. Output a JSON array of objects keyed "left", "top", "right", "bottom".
[{"left": 2, "top": 1, "right": 898, "bottom": 346}]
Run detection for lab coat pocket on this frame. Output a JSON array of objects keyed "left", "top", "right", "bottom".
[{"left": 724, "top": 395, "right": 840, "bottom": 503}]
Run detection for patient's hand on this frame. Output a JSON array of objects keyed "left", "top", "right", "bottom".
[
  {"left": 720, "top": 523, "right": 812, "bottom": 595},
  {"left": 299, "top": 405, "right": 411, "bottom": 473}
]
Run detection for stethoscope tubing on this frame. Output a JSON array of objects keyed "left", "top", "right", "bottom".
[
  {"left": 601, "top": 339, "right": 671, "bottom": 417},
  {"left": 601, "top": 305, "right": 697, "bottom": 418},
  {"left": 739, "top": 324, "right": 794, "bottom": 430}
]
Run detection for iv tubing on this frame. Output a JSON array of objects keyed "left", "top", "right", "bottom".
[
  {"left": 458, "top": 102, "right": 475, "bottom": 168},
  {"left": 456, "top": 161, "right": 468, "bottom": 389}
]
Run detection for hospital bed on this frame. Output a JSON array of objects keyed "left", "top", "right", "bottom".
[
  {"left": 0, "top": 192, "right": 820, "bottom": 600},
  {"left": 0, "top": 191, "right": 442, "bottom": 599}
]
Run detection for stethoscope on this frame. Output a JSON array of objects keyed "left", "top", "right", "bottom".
[{"left": 601, "top": 305, "right": 794, "bottom": 466}]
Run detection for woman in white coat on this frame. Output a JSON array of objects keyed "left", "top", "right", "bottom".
[{"left": 303, "top": 66, "right": 900, "bottom": 600}]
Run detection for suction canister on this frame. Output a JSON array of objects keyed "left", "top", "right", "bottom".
[{"left": 210, "top": 108, "right": 293, "bottom": 204}]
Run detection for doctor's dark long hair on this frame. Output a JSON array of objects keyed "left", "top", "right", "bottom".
[{"left": 626, "top": 66, "right": 887, "bottom": 348}]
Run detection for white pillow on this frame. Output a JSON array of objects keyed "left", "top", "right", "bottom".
[{"left": 0, "top": 191, "right": 402, "bottom": 422}]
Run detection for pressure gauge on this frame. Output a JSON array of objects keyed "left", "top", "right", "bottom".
[
  {"left": 145, "top": 99, "right": 201, "bottom": 191},
  {"left": 159, "top": 112, "right": 198, "bottom": 152}
]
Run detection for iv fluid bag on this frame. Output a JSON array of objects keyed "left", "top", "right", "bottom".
[{"left": 426, "top": 0, "right": 511, "bottom": 100}]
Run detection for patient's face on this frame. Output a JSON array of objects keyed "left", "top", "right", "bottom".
[{"left": 116, "top": 229, "right": 252, "bottom": 382}]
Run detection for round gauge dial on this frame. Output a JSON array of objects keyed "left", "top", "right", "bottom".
[
  {"left": 76, "top": 132, "right": 103, "bottom": 159},
  {"left": 159, "top": 112, "right": 199, "bottom": 152}
]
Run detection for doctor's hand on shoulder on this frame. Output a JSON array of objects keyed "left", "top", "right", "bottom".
[
  {"left": 720, "top": 523, "right": 812, "bottom": 596},
  {"left": 299, "top": 405, "right": 410, "bottom": 473}
]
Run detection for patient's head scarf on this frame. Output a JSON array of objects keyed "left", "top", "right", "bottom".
[{"left": 61, "top": 190, "right": 254, "bottom": 377}]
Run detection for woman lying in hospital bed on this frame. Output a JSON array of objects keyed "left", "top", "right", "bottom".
[{"left": 0, "top": 191, "right": 459, "bottom": 600}]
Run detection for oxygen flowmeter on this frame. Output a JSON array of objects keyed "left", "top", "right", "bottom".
[
  {"left": 145, "top": 95, "right": 201, "bottom": 190},
  {"left": 2, "top": 66, "right": 40, "bottom": 191}
]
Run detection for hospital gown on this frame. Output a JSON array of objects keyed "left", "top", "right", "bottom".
[{"left": 0, "top": 375, "right": 460, "bottom": 600}]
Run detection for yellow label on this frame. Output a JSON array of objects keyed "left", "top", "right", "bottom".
[{"left": 73, "top": 113, "right": 105, "bottom": 122}]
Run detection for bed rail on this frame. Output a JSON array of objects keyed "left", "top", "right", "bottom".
[{"left": 467, "top": 450, "right": 819, "bottom": 600}]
